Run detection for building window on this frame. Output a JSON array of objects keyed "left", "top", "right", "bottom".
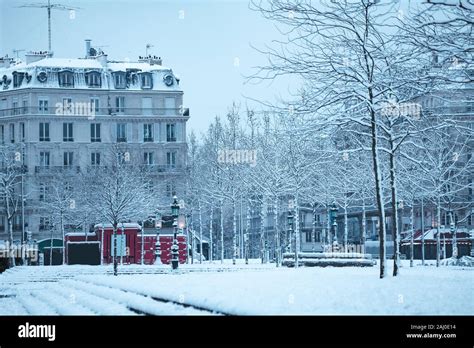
[
  {"left": 141, "top": 73, "right": 153, "bottom": 89},
  {"left": 39, "top": 122, "right": 50, "bottom": 142},
  {"left": 113, "top": 72, "right": 126, "bottom": 89},
  {"left": 91, "top": 152, "right": 100, "bottom": 166},
  {"left": 85, "top": 71, "right": 101, "bottom": 88},
  {"left": 115, "top": 96, "right": 125, "bottom": 113},
  {"left": 39, "top": 98, "right": 49, "bottom": 113},
  {"left": 40, "top": 151, "right": 50, "bottom": 167},
  {"left": 142, "top": 97, "right": 152, "bottom": 115},
  {"left": 58, "top": 71, "right": 74, "bottom": 87},
  {"left": 91, "top": 123, "right": 101, "bottom": 142},
  {"left": 90, "top": 97, "right": 100, "bottom": 114},
  {"left": 117, "top": 152, "right": 128, "bottom": 164},
  {"left": 306, "top": 231, "right": 312, "bottom": 243},
  {"left": 0, "top": 125, "right": 4, "bottom": 144},
  {"left": 63, "top": 152, "right": 73, "bottom": 167},
  {"left": 12, "top": 100, "right": 19, "bottom": 115},
  {"left": 62, "top": 98, "right": 73, "bottom": 114},
  {"left": 39, "top": 183, "right": 49, "bottom": 202},
  {"left": 19, "top": 122, "right": 25, "bottom": 142},
  {"left": 63, "top": 123, "right": 73, "bottom": 142},
  {"left": 116, "top": 123, "right": 127, "bottom": 142},
  {"left": 166, "top": 123, "right": 176, "bottom": 142},
  {"left": 143, "top": 124, "right": 153, "bottom": 142},
  {"left": 165, "top": 97, "right": 175, "bottom": 114},
  {"left": 22, "top": 99, "right": 28, "bottom": 114},
  {"left": 39, "top": 217, "right": 51, "bottom": 231},
  {"left": 13, "top": 72, "right": 25, "bottom": 88},
  {"left": 166, "top": 151, "right": 176, "bottom": 168},
  {"left": 166, "top": 183, "right": 175, "bottom": 197},
  {"left": 9, "top": 124, "right": 14, "bottom": 143},
  {"left": 144, "top": 152, "right": 154, "bottom": 165}
]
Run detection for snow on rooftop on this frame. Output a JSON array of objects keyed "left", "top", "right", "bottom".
[
  {"left": 93, "top": 223, "right": 142, "bottom": 229},
  {"left": 0, "top": 54, "right": 181, "bottom": 92}
]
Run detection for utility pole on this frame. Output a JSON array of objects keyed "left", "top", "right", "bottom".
[{"left": 18, "top": 1, "right": 80, "bottom": 52}]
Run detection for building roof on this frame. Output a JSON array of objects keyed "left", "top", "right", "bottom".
[{"left": 0, "top": 54, "right": 182, "bottom": 92}]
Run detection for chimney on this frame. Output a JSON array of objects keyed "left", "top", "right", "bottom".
[
  {"left": 25, "top": 51, "right": 52, "bottom": 64},
  {"left": 97, "top": 53, "right": 108, "bottom": 67},
  {"left": 138, "top": 55, "right": 162, "bottom": 66},
  {"left": 85, "top": 39, "right": 92, "bottom": 57}
]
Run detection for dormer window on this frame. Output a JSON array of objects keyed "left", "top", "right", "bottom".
[
  {"left": 12, "top": 72, "right": 25, "bottom": 88},
  {"left": 113, "top": 72, "right": 126, "bottom": 89},
  {"left": 85, "top": 71, "right": 101, "bottom": 88},
  {"left": 58, "top": 70, "right": 74, "bottom": 87},
  {"left": 140, "top": 73, "right": 153, "bottom": 89}
]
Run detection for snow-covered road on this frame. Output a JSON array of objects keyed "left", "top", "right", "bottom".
[{"left": 0, "top": 260, "right": 472, "bottom": 315}]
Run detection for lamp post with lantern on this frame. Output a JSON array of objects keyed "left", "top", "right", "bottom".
[
  {"left": 287, "top": 210, "right": 294, "bottom": 266},
  {"left": 329, "top": 203, "right": 338, "bottom": 251},
  {"left": 449, "top": 209, "right": 457, "bottom": 259},
  {"left": 171, "top": 196, "right": 180, "bottom": 270}
]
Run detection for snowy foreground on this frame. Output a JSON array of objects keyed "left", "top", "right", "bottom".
[{"left": 0, "top": 260, "right": 472, "bottom": 315}]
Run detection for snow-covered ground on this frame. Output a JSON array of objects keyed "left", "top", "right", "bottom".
[{"left": 0, "top": 260, "right": 472, "bottom": 315}]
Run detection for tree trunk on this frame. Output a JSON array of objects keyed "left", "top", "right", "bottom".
[
  {"left": 232, "top": 199, "right": 237, "bottom": 265},
  {"left": 49, "top": 225, "right": 53, "bottom": 266},
  {"left": 326, "top": 204, "right": 331, "bottom": 246},
  {"left": 113, "top": 223, "right": 118, "bottom": 276},
  {"left": 389, "top": 142, "right": 400, "bottom": 277},
  {"left": 260, "top": 197, "right": 265, "bottom": 263},
  {"left": 61, "top": 212, "right": 65, "bottom": 265},
  {"left": 275, "top": 198, "right": 280, "bottom": 267},
  {"left": 198, "top": 200, "right": 203, "bottom": 264},
  {"left": 436, "top": 200, "right": 441, "bottom": 267},
  {"left": 8, "top": 218, "right": 15, "bottom": 267},
  {"left": 245, "top": 199, "right": 251, "bottom": 265},
  {"left": 369, "top": 94, "right": 387, "bottom": 279},
  {"left": 362, "top": 199, "right": 367, "bottom": 254},
  {"left": 220, "top": 200, "right": 224, "bottom": 263},
  {"left": 421, "top": 198, "right": 425, "bottom": 266},
  {"left": 344, "top": 204, "right": 348, "bottom": 253},
  {"left": 209, "top": 206, "right": 213, "bottom": 262},
  {"left": 294, "top": 196, "right": 299, "bottom": 268},
  {"left": 410, "top": 204, "right": 414, "bottom": 267}
]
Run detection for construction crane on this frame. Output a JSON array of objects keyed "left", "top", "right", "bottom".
[{"left": 18, "top": 0, "right": 80, "bottom": 52}]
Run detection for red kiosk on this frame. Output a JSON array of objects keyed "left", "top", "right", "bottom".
[{"left": 65, "top": 223, "right": 187, "bottom": 265}]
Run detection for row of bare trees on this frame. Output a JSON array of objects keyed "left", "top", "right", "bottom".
[{"left": 184, "top": 0, "right": 473, "bottom": 277}]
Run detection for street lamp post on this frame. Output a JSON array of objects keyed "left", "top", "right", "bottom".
[
  {"left": 449, "top": 210, "right": 457, "bottom": 259},
  {"left": 287, "top": 210, "right": 294, "bottom": 263},
  {"left": 171, "top": 196, "right": 180, "bottom": 270},
  {"left": 154, "top": 214, "right": 162, "bottom": 265},
  {"left": 329, "top": 203, "right": 338, "bottom": 252}
]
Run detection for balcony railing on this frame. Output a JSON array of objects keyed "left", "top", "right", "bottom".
[
  {"left": 0, "top": 107, "right": 190, "bottom": 118},
  {"left": 139, "top": 164, "right": 184, "bottom": 173},
  {"left": 35, "top": 166, "right": 81, "bottom": 174},
  {"left": 85, "top": 164, "right": 185, "bottom": 173}
]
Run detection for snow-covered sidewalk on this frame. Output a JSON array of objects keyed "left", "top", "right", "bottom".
[{"left": 0, "top": 260, "right": 472, "bottom": 315}]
